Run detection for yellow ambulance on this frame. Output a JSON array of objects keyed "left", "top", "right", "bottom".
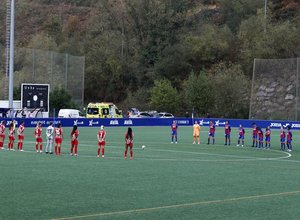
[{"left": 86, "top": 102, "right": 123, "bottom": 118}]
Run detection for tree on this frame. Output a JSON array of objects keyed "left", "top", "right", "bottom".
[
  {"left": 183, "top": 71, "right": 214, "bottom": 117},
  {"left": 238, "top": 11, "right": 300, "bottom": 75},
  {"left": 209, "top": 63, "right": 250, "bottom": 118},
  {"left": 150, "top": 79, "right": 179, "bottom": 113},
  {"left": 186, "top": 24, "right": 234, "bottom": 70},
  {"left": 49, "top": 87, "right": 77, "bottom": 116}
]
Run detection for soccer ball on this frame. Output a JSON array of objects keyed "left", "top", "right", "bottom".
[{"left": 142, "top": 145, "right": 146, "bottom": 150}]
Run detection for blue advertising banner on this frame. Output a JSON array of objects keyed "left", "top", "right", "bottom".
[{"left": 0, "top": 117, "right": 299, "bottom": 129}]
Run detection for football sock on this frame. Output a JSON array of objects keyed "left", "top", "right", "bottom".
[
  {"left": 58, "top": 147, "right": 61, "bottom": 154},
  {"left": 40, "top": 144, "right": 42, "bottom": 151},
  {"left": 97, "top": 148, "right": 100, "bottom": 156},
  {"left": 130, "top": 150, "right": 133, "bottom": 158},
  {"left": 36, "top": 144, "right": 38, "bottom": 151},
  {"left": 124, "top": 150, "right": 127, "bottom": 157},
  {"left": 75, "top": 146, "right": 78, "bottom": 154}
]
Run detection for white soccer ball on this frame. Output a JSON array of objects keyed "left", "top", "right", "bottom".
[{"left": 142, "top": 145, "right": 146, "bottom": 150}]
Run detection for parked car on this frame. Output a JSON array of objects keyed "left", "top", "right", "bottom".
[
  {"left": 130, "top": 111, "right": 153, "bottom": 118},
  {"left": 58, "top": 109, "right": 85, "bottom": 118},
  {"left": 146, "top": 110, "right": 159, "bottom": 118},
  {"left": 158, "top": 112, "right": 174, "bottom": 118},
  {"left": 139, "top": 112, "right": 153, "bottom": 118},
  {"left": 127, "top": 108, "right": 140, "bottom": 117}
]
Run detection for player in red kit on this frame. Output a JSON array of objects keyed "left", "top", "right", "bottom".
[
  {"left": 34, "top": 122, "right": 43, "bottom": 153},
  {"left": 0, "top": 120, "right": 6, "bottom": 150},
  {"left": 124, "top": 127, "right": 134, "bottom": 160},
  {"left": 207, "top": 121, "right": 215, "bottom": 145},
  {"left": 252, "top": 123, "right": 258, "bottom": 148},
  {"left": 55, "top": 123, "right": 63, "bottom": 155},
  {"left": 224, "top": 121, "right": 231, "bottom": 146},
  {"left": 286, "top": 125, "right": 292, "bottom": 152},
  {"left": 237, "top": 124, "right": 245, "bottom": 147},
  {"left": 171, "top": 121, "right": 178, "bottom": 144},
  {"left": 8, "top": 121, "right": 15, "bottom": 151},
  {"left": 97, "top": 125, "right": 106, "bottom": 158},
  {"left": 265, "top": 126, "right": 271, "bottom": 148},
  {"left": 70, "top": 125, "right": 79, "bottom": 156},
  {"left": 17, "top": 121, "right": 25, "bottom": 151},
  {"left": 280, "top": 126, "right": 286, "bottom": 151},
  {"left": 257, "top": 127, "right": 263, "bottom": 148}
]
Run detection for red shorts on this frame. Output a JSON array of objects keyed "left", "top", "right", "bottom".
[
  {"left": 36, "top": 137, "right": 43, "bottom": 143},
  {"left": 0, "top": 134, "right": 5, "bottom": 139},
  {"left": 9, "top": 136, "right": 15, "bottom": 141},
  {"left": 98, "top": 141, "right": 106, "bottom": 146},
  {"left": 55, "top": 137, "right": 62, "bottom": 144},
  {"left": 126, "top": 143, "right": 133, "bottom": 148},
  {"left": 71, "top": 139, "right": 78, "bottom": 146},
  {"left": 18, "top": 135, "right": 24, "bottom": 140}
]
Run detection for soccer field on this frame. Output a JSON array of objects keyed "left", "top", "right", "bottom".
[{"left": 1, "top": 126, "right": 300, "bottom": 220}]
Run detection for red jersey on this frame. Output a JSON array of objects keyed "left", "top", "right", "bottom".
[
  {"left": 35, "top": 127, "right": 42, "bottom": 137},
  {"left": 258, "top": 130, "right": 263, "bottom": 139},
  {"left": 224, "top": 125, "right": 231, "bottom": 134},
  {"left": 9, "top": 127, "right": 15, "bottom": 137},
  {"left": 18, "top": 125, "right": 25, "bottom": 136},
  {"left": 171, "top": 124, "right": 177, "bottom": 131},
  {"left": 239, "top": 127, "right": 245, "bottom": 135},
  {"left": 0, "top": 124, "right": 5, "bottom": 135},
  {"left": 125, "top": 132, "right": 134, "bottom": 145},
  {"left": 55, "top": 128, "right": 63, "bottom": 138},
  {"left": 98, "top": 130, "right": 106, "bottom": 141},
  {"left": 253, "top": 127, "right": 258, "bottom": 135},
  {"left": 71, "top": 130, "right": 79, "bottom": 140},
  {"left": 280, "top": 131, "right": 286, "bottom": 138},
  {"left": 265, "top": 129, "right": 271, "bottom": 137},
  {"left": 209, "top": 124, "right": 215, "bottom": 134},
  {"left": 287, "top": 131, "right": 292, "bottom": 141}
]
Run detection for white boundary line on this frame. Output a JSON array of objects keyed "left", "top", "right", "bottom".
[
  {"left": 1, "top": 144, "right": 292, "bottom": 163},
  {"left": 52, "top": 190, "right": 300, "bottom": 220}
]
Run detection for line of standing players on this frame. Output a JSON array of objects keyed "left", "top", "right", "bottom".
[
  {"left": 0, "top": 120, "right": 135, "bottom": 159},
  {"left": 171, "top": 120, "right": 293, "bottom": 152}
]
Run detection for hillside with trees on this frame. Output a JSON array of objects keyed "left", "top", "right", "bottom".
[{"left": 0, "top": 0, "right": 299, "bottom": 118}]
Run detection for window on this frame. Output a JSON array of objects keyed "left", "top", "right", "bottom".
[
  {"left": 102, "top": 108, "right": 109, "bottom": 115},
  {"left": 87, "top": 108, "right": 98, "bottom": 115}
]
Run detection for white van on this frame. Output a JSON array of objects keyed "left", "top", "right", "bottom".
[{"left": 58, "top": 109, "right": 84, "bottom": 118}]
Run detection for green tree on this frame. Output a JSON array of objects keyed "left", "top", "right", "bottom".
[
  {"left": 49, "top": 87, "right": 77, "bottom": 116},
  {"left": 186, "top": 24, "right": 234, "bottom": 69},
  {"left": 183, "top": 71, "right": 214, "bottom": 117},
  {"left": 238, "top": 11, "right": 300, "bottom": 74},
  {"left": 150, "top": 79, "right": 179, "bottom": 113},
  {"left": 209, "top": 63, "right": 250, "bottom": 118}
]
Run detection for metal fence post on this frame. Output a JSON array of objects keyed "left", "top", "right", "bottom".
[
  {"left": 297, "top": 58, "right": 300, "bottom": 120},
  {"left": 65, "top": 53, "right": 68, "bottom": 90},
  {"left": 249, "top": 58, "right": 256, "bottom": 119},
  {"left": 32, "top": 48, "right": 35, "bottom": 81}
]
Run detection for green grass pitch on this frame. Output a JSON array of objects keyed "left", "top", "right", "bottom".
[{"left": 1, "top": 126, "right": 300, "bottom": 220}]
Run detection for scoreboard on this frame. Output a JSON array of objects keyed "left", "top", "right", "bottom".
[{"left": 21, "top": 83, "right": 50, "bottom": 112}]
